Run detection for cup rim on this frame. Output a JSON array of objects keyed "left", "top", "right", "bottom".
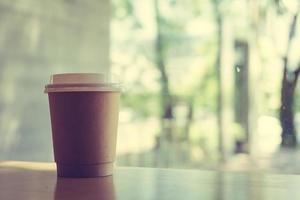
[
  {"left": 44, "top": 73, "right": 122, "bottom": 93},
  {"left": 44, "top": 83, "right": 122, "bottom": 93}
]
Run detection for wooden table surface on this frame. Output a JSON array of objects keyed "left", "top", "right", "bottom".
[{"left": 1, "top": 161, "right": 300, "bottom": 200}]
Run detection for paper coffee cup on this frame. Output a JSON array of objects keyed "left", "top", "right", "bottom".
[{"left": 45, "top": 73, "right": 121, "bottom": 177}]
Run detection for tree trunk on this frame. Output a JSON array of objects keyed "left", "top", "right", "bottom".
[
  {"left": 280, "top": 66, "right": 300, "bottom": 147},
  {"left": 153, "top": 0, "right": 173, "bottom": 167},
  {"left": 184, "top": 98, "right": 194, "bottom": 141},
  {"left": 154, "top": 0, "right": 173, "bottom": 123},
  {"left": 279, "top": 10, "right": 300, "bottom": 148},
  {"left": 214, "top": 3, "right": 225, "bottom": 162}
]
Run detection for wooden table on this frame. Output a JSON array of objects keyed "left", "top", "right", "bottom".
[{"left": 0, "top": 161, "right": 300, "bottom": 200}]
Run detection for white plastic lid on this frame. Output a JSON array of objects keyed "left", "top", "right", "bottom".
[{"left": 44, "top": 73, "right": 121, "bottom": 93}]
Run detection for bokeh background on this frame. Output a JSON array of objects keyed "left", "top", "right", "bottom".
[{"left": 1, "top": 0, "right": 300, "bottom": 173}]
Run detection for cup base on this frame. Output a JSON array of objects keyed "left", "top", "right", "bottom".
[{"left": 56, "top": 162, "right": 113, "bottom": 178}]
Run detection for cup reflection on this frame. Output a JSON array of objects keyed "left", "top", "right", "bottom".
[{"left": 54, "top": 175, "right": 115, "bottom": 200}]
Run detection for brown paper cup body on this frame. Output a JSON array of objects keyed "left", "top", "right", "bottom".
[{"left": 48, "top": 91, "right": 119, "bottom": 178}]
